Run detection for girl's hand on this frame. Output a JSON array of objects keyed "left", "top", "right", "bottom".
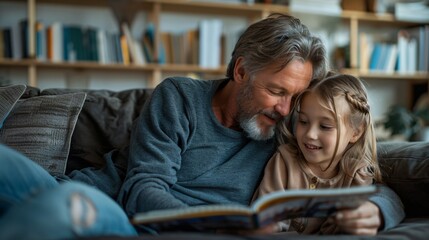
[{"left": 332, "top": 201, "right": 382, "bottom": 235}]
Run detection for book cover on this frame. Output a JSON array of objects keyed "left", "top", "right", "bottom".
[
  {"left": 35, "top": 22, "right": 46, "bottom": 60},
  {"left": 2, "top": 28, "right": 13, "bottom": 59},
  {"left": 120, "top": 34, "right": 130, "bottom": 65},
  {"left": 369, "top": 43, "right": 382, "bottom": 71},
  {"left": 132, "top": 185, "right": 377, "bottom": 232},
  {"left": 397, "top": 30, "right": 409, "bottom": 73},
  {"left": 19, "top": 19, "right": 29, "bottom": 59},
  {"left": 359, "top": 32, "right": 373, "bottom": 72}
]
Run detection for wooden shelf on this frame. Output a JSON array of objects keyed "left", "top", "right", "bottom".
[
  {"left": 34, "top": 61, "right": 155, "bottom": 71},
  {"left": 0, "top": 59, "right": 33, "bottom": 67},
  {"left": 0, "top": 0, "right": 428, "bottom": 88},
  {"left": 145, "top": 0, "right": 273, "bottom": 17},
  {"left": 1, "top": 59, "right": 426, "bottom": 82},
  {"left": 358, "top": 72, "right": 429, "bottom": 82},
  {"left": 0, "top": 59, "right": 226, "bottom": 73},
  {"left": 341, "top": 68, "right": 429, "bottom": 81},
  {"left": 157, "top": 64, "right": 225, "bottom": 73},
  {"left": 32, "top": 0, "right": 111, "bottom": 7}
]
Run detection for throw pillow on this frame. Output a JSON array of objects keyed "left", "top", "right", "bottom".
[
  {"left": 0, "top": 84, "right": 26, "bottom": 128},
  {"left": 0, "top": 92, "right": 86, "bottom": 176}
]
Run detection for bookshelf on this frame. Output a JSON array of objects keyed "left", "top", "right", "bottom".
[{"left": 0, "top": 0, "right": 428, "bottom": 91}]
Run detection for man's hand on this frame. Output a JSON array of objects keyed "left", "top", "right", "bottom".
[{"left": 331, "top": 201, "right": 383, "bottom": 235}]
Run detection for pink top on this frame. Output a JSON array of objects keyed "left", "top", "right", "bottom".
[{"left": 253, "top": 144, "right": 373, "bottom": 234}]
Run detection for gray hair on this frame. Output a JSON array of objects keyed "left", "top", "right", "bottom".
[{"left": 226, "top": 13, "right": 328, "bottom": 80}]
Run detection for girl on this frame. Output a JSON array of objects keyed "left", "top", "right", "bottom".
[{"left": 253, "top": 73, "right": 382, "bottom": 234}]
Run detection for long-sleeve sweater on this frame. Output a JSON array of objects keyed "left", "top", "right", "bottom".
[{"left": 117, "top": 77, "right": 276, "bottom": 215}]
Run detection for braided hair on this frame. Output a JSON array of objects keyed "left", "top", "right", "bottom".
[{"left": 277, "top": 72, "right": 381, "bottom": 183}]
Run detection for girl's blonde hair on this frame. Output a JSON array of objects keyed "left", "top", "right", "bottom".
[{"left": 277, "top": 72, "right": 382, "bottom": 183}]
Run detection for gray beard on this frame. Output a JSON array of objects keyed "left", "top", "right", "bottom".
[
  {"left": 240, "top": 114, "right": 275, "bottom": 141},
  {"left": 236, "top": 81, "right": 276, "bottom": 141}
]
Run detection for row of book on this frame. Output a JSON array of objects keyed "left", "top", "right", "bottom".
[
  {"left": 359, "top": 25, "right": 429, "bottom": 73},
  {"left": 0, "top": 20, "right": 129, "bottom": 64},
  {"left": 159, "top": 19, "right": 224, "bottom": 68},
  {"left": 0, "top": 19, "right": 231, "bottom": 69}
]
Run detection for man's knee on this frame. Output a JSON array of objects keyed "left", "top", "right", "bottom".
[
  {"left": 60, "top": 182, "right": 137, "bottom": 236},
  {"left": 70, "top": 191, "right": 97, "bottom": 229}
]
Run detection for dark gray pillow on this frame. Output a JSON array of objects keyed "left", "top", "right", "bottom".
[
  {"left": 0, "top": 92, "right": 86, "bottom": 176},
  {"left": 0, "top": 84, "right": 26, "bottom": 128},
  {"left": 377, "top": 141, "right": 429, "bottom": 217}
]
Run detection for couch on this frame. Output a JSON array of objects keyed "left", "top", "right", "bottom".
[{"left": 0, "top": 85, "right": 428, "bottom": 239}]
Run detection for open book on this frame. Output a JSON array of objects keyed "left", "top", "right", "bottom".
[{"left": 132, "top": 185, "right": 377, "bottom": 231}]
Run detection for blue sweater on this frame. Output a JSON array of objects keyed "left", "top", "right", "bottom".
[{"left": 117, "top": 77, "right": 276, "bottom": 215}]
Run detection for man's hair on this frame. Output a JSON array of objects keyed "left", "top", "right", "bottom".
[{"left": 226, "top": 13, "right": 328, "bottom": 81}]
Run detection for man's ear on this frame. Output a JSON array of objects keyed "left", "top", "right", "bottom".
[{"left": 233, "top": 57, "right": 247, "bottom": 84}]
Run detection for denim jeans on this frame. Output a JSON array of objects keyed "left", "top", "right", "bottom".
[{"left": 0, "top": 144, "right": 138, "bottom": 240}]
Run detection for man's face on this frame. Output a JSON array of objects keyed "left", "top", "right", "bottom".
[{"left": 237, "top": 60, "right": 313, "bottom": 141}]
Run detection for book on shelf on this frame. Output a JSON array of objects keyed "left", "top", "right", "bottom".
[
  {"left": 395, "top": 1, "right": 429, "bottom": 23},
  {"left": 397, "top": 29, "right": 420, "bottom": 74},
  {"left": 407, "top": 25, "right": 429, "bottom": 72},
  {"left": 121, "top": 22, "right": 145, "bottom": 65},
  {"left": 132, "top": 185, "right": 377, "bottom": 232},
  {"left": 290, "top": 0, "right": 342, "bottom": 16},
  {"left": 120, "top": 34, "right": 130, "bottom": 65},
  {"left": 51, "top": 22, "right": 63, "bottom": 62},
  {"left": 159, "top": 32, "right": 173, "bottom": 64},
  {"left": 19, "top": 19, "right": 29, "bottom": 59},
  {"left": 199, "top": 19, "right": 222, "bottom": 68},
  {"left": 35, "top": 22, "right": 46, "bottom": 61},
  {"left": 359, "top": 32, "right": 374, "bottom": 72},
  {"left": 1, "top": 28, "right": 13, "bottom": 59}
]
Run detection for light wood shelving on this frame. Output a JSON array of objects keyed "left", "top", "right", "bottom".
[{"left": 0, "top": 0, "right": 428, "bottom": 88}]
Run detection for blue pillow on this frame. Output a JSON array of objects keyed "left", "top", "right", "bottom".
[{"left": 0, "top": 85, "right": 26, "bottom": 128}]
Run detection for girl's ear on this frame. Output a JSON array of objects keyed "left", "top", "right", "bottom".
[{"left": 349, "top": 125, "right": 364, "bottom": 143}]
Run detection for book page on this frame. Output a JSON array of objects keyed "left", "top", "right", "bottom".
[{"left": 252, "top": 186, "right": 377, "bottom": 228}]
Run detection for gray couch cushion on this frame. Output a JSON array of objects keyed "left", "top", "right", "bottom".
[
  {"left": 0, "top": 92, "right": 86, "bottom": 176},
  {"left": 377, "top": 141, "right": 429, "bottom": 217},
  {"left": 0, "top": 85, "right": 26, "bottom": 128}
]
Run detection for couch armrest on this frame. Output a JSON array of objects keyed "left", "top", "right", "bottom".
[{"left": 377, "top": 141, "right": 429, "bottom": 217}]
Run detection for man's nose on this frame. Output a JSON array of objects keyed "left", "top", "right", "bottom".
[{"left": 275, "top": 97, "right": 291, "bottom": 116}]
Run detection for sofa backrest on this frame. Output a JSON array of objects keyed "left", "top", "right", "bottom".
[
  {"left": 39, "top": 88, "right": 153, "bottom": 174},
  {"left": 20, "top": 87, "right": 429, "bottom": 218}
]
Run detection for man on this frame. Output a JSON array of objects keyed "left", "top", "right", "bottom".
[{"left": 117, "top": 13, "right": 404, "bottom": 235}]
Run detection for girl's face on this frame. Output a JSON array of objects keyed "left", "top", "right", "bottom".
[{"left": 295, "top": 92, "right": 361, "bottom": 177}]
